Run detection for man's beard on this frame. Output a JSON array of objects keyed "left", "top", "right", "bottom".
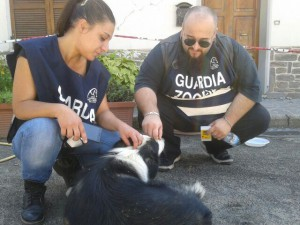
[
  {"left": 176, "top": 45, "right": 205, "bottom": 73},
  {"left": 187, "top": 53, "right": 204, "bottom": 73}
]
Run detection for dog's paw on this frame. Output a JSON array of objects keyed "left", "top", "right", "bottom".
[
  {"left": 184, "top": 181, "right": 206, "bottom": 199},
  {"left": 66, "top": 187, "right": 72, "bottom": 197}
]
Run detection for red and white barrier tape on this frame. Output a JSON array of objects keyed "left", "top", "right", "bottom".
[
  {"left": 243, "top": 46, "right": 300, "bottom": 53},
  {"left": 1, "top": 34, "right": 300, "bottom": 53},
  {"left": 114, "top": 34, "right": 161, "bottom": 42}
]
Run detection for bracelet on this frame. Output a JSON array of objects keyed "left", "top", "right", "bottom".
[
  {"left": 223, "top": 116, "right": 232, "bottom": 128},
  {"left": 144, "top": 111, "right": 160, "bottom": 117}
]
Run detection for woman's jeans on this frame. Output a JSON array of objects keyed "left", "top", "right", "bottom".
[{"left": 12, "top": 118, "right": 120, "bottom": 183}]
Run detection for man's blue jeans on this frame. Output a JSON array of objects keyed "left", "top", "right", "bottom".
[{"left": 12, "top": 118, "right": 120, "bottom": 183}]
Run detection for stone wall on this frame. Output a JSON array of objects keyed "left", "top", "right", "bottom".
[{"left": 267, "top": 48, "right": 300, "bottom": 99}]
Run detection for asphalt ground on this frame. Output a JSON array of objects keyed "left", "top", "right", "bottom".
[{"left": 1, "top": 98, "right": 300, "bottom": 225}]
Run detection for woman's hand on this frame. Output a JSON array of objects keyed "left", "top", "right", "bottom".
[
  {"left": 56, "top": 104, "right": 87, "bottom": 143},
  {"left": 117, "top": 122, "right": 143, "bottom": 149}
]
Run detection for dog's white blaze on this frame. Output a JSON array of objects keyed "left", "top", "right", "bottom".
[
  {"left": 115, "top": 150, "right": 149, "bottom": 183},
  {"left": 110, "top": 135, "right": 164, "bottom": 183},
  {"left": 156, "top": 139, "right": 165, "bottom": 155},
  {"left": 110, "top": 146, "right": 134, "bottom": 153}
]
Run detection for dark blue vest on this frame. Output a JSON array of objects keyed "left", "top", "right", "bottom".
[{"left": 17, "top": 35, "right": 110, "bottom": 124}]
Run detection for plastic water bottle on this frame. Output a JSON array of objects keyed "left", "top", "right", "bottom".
[{"left": 223, "top": 132, "right": 240, "bottom": 146}]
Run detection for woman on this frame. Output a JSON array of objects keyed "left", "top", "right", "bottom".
[{"left": 11, "top": 0, "right": 143, "bottom": 224}]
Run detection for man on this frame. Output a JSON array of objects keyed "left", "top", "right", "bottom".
[{"left": 134, "top": 6, "right": 270, "bottom": 171}]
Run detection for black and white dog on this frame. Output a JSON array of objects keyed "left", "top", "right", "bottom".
[{"left": 64, "top": 135, "right": 212, "bottom": 225}]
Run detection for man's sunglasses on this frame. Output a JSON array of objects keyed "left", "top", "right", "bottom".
[{"left": 183, "top": 38, "right": 211, "bottom": 48}]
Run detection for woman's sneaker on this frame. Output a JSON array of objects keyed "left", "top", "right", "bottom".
[{"left": 209, "top": 150, "right": 233, "bottom": 165}]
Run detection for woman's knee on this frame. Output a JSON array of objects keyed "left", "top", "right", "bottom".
[
  {"left": 29, "top": 118, "right": 60, "bottom": 138},
  {"left": 13, "top": 118, "right": 62, "bottom": 157},
  {"left": 23, "top": 118, "right": 60, "bottom": 141}
]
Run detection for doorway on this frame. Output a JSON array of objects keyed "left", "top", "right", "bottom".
[{"left": 202, "top": 0, "right": 260, "bottom": 65}]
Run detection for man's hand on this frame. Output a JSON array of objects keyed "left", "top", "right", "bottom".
[
  {"left": 142, "top": 114, "right": 163, "bottom": 140},
  {"left": 209, "top": 93, "right": 256, "bottom": 140},
  {"left": 135, "top": 87, "right": 162, "bottom": 140},
  {"left": 209, "top": 117, "right": 231, "bottom": 140}
]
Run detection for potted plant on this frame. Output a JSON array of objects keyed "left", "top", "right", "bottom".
[
  {"left": 0, "top": 56, "right": 13, "bottom": 138},
  {"left": 98, "top": 50, "right": 139, "bottom": 126}
]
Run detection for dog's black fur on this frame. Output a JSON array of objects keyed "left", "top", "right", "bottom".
[{"left": 64, "top": 136, "right": 212, "bottom": 225}]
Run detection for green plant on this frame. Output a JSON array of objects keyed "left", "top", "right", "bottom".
[
  {"left": 98, "top": 50, "right": 139, "bottom": 102},
  {"left": 0, "top": 56, "right": 13, "bottom": 103}
]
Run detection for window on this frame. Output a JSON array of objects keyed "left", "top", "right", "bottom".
[{"left": 9, "top": 0, "right": 67, "bottom": 39}]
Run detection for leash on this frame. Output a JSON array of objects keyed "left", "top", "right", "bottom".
[
  {"left": 0, "top": 142, "right": 15, "bottom": 163},
  {"left": 0, "top": 155, "right": 15, "bottom": 163}
]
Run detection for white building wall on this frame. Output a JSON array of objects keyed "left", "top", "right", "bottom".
[
  {"left": 0, "top": 0, "right": 12, "bottom": 53},
  {"left": 1, "top": 0, "right": 300, "bottom": 52},
  {"left": 269, "top": 0, "right": 300, "bottom": 47},
  {"left": 107, "top": 0, "right": 200, "bottom": 50},
  {"left": 108, "top": 0, "right": 300, "bottom": 50}
]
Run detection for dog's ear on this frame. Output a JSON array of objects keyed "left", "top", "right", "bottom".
[{"left": 138, "top": 138, "right": 160, "bottom": 179}]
